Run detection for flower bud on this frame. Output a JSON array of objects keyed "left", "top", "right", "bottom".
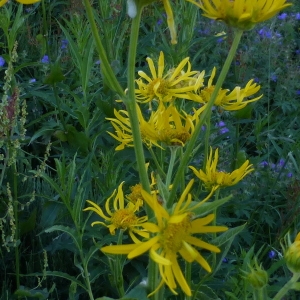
[
  {"left": 247, "top": 264, "right": 268, "bottom": 289},
  {"left": 285, "top": 233, "right": 300, "bottom": 274}
]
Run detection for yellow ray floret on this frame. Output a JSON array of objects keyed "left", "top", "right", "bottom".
[
  {"left": 190, "top": 147, "right": 254, "bottom": 190},
  {"left": 107, "top": 103, "right": 196, "bottom": 150},
  {"left": 187, "top": 0, "right": 292, "bottom": 30},
  {"left": 190, "top": 67, "right": 263, "bottom": 111},
  {"left": 83, "top": 182, "right": 148, "bottom": 243},
  {"left": 135, "top": 51, "right": 204, "bottom": 103},
  {"left": 101, "top": 180, "right": 227, "bottom": 296}
]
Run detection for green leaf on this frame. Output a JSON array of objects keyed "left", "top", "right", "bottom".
[
  {"left": 14, "top": 286, "right": 48, "bottom": 299},
  {"left": 44, "top": 61, "right": 65, "bottom": 85},
  {"left": 190, "top": 195, "right": 232, "bottom": 217},
  {"left": 212, "top": 223, "right": 246, "bottom": 247},
  {"left": 42, "top": 225, "right": 81, "bottom": 251},
  {"left": 193, "top": 284, "right": 221, "bottom": 300},
  {"left": 20, "top": 208, "right": 37, "bottom": 236},
  {"left": 292, "top": 282, "right": 300, "bottom": 291},
  {"left": 123, "top": 283, "right": 148, "bottom": 300}
]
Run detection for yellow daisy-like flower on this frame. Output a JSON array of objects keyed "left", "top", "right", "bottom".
[
  {"left": 83, "top": 182, "right": 148, "bottom": 243},
  {"left": 189, "top": 147, "right": 254, "bottom": 190},
  {"left": 187, "top": 0, "right": 292, "bottom": 30},
  {"left": 191, "top": 67, "right": 263, "bottom": 111},
  {"left": 107, "top": 103, "right": 196, "bottom": 150},
  {"left": 0, "top": 0, "right": 40, "bottom": 6},
  {"left": 135, "top": 51, "right": 204, "bottom": 104},
  {"left": 101, "top": 180, "right": 228, "bottom": 296}
]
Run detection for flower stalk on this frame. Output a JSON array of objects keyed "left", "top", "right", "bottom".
[{"left": 167, "top": 29, "right": 244, "bottom": 205}]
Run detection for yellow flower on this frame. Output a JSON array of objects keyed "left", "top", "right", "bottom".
[
  {"left": 191, "top": 67, "right": 263, "bottom": 111},
  {"left": 101, "top": 180, "right": 228, "bottom": 296},
  {"left": 107, "top": 103, "right": 196, "bottom": 150},
  {"left": 135, "top": 51, "right": 204, "bottom": 104},
  {"left": 187, "top": 0, "right": 292, "bottom": 30},
  {"left": 83, "top": 182, "right": 148, "bottom": 243},
  {"left": 190, "top": 147, "right": 254, "bottom": 190},
  {"left": 0, "top": 0, "right": 40, "bottom": 6},
  {"left": 285, "top": 232, "right": 300, "bottom": 274}
]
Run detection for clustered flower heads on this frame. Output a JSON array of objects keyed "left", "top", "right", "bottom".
[{"left": 108, "top": 51, "right": 262, "bottom": 151}]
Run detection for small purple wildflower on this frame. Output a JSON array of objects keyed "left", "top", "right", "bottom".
[
  {"left": 295, "top": 50, "right": 300, "bottom": 55},
  {"left": 222, "top": 258, "right": 229, "bottom": 263},
  {"left": 258, "top": 28, "right": 272, "bottom": 39},
  {"left": 287, "top": 172, "right": 293, "bottom": 178},
  {"left": 270, "top": 73, "right": 277, "bottom": 82},
  {"left": 0, "top": 56, "right": 5, "bottom": 67},
  {"left": 268, "top": 250, "right": 276, "bottom": 259},
  {"left": 219, "top": 127, "right": 229, "bottom": 134},
  {"left": 296, "top": 90, "right": 300, "bottom": 96},
  {"left": 41, "top": 55, "right": 49, "bottom": 64},
  {"left": 295, "top": 12, "right": 300, "bottom": 20},
  {"left": 95, "top": 60, "right": 101, "bottom": 65},
  {"left": 259, "top": 161, "right": 268, "bottom": 167},
  {"left": 254, "top": 77, "right": 260, "bottom": 83},
  {"left": 278, "top": 159, "right": 285, "bottom": 168},
  {"left": 61, "top": 39, "right": 68, "bottom": 50},
  {"left": 216, "top": 121, "right": 226, "bottom": 128},
  {"left": 201, "top": 125, "right": 206, "bottom": 131},
  {"left": 278, "top": 13, "right": 288, "bottom": 20},
  {"left": 29, "top": 78, "right": 36, "bottom": 83}
]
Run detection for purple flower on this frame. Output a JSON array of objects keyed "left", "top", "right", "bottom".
[
  {"left": 296, "top": 90, "right": 300, "bottom": 96},
  {"left": 270, "top": 73, "right": 277, "bottom": 82},
  {"left": 61, "top": 39, "right": 68, "bottom": 50},
  {"left": 0, "top": 56, "right": 5, "bottom": 67},
  {"left": 29, "top": 78, "right": 36, "bottom": 83},
  {"left": 258, "top": 28, "right": 272, "bottom": 39},
  {"left": 268, "top": 250, "right": 276, "bottom": 259},
  {"left": 295, "top": 12, "right": 300, "bottom": 20},
  {"left": 41, "top": 55, "right": 49, "bottom": 64},
  {"left": 278, "top": 13, "right": 287, "bottom": 20},
  {"left": 287, "top": 172, "right": 293, "bottom": 178},
  {"left": 219, "top": 127, "right": 229, "bottom": 134},
  {"left": 216, "top": 121, "right": 226, "bottom": 128},
  {"left": 259, "top": 161, "right": 268, "bottom": 167},
  {"left": 95, "top": 60, "right": 101, "bottom": 65},
  {"left": 278, "top": 158, "right": 285, "bottom": 168},
  {"left": 222, "top": 258, "right": 229, "bottom": 263},
  {"left": 157, "top": 19, "right": 163, "bottom": 26},
  {"left": 254, "top": 77, "right": 260, "bottom": 83}
]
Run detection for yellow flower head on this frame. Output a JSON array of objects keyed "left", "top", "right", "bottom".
[
  {"left": 135, "top": 51, "right": 203, "bottom": 104},
  {"left": 190, "top": 147, "right": 254, "bottom": 190},
  {"left": 101, "top": 180, "right": 228, "bottom": 296},
  {"left": 191, "top": 67, "right": 263, "bottom": 111},
  {"left": 83, "top": 182, "right": 148, "bottom": 243},
  {"left": 187, "top": 0, "right": 292, "bottom": 30},
  {"left": 107, "top": 103, "right": 196, "bottom": 150},
  {"left": 0, "top": 0, "right": 40, "bottom": 6},
  {"left": 285, "top": 232, "right": 300, "bottom": 274}
]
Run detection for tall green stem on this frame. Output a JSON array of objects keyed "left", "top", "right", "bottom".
[
  {"left": 167, "top": 29, "right": 244, "bottom": 204},
  {"left": 13, "top": 163, "right": 20, "bottom": 289},
  {"left": 124, "top": 3, "right": 151, "bottom": 197},
  {"left": 273, "top": 273, "right": 300, "bottom": 300}
]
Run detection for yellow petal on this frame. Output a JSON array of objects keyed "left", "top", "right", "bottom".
[
  {"left": 101, "top": 243, "right": 137, "bottom": 255},
  {"left": 127, "top": 236, "right": 160, "bottom": 259}
]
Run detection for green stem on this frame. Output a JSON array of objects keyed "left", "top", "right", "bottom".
[
  {"left": 185, "top": 262, "right": 192, "bottom": 300},
  {"left": 13, "top": 163, "right": 20, "bottom": 289},
  {"left": 273, "top": 273, "right": 300, "bottom": 300},
  {"left": 41, "top": 0, "right": 50, "bottom": 58},
  {"left": 203, "top": 117, "right": 211, "bottom": 170},
  {"left": 167, "top": 29, "right": 244, "bottom": 205},
  {"left": 148, "top": 148, "right": 166, "bottom": 179},
  {"left": 166, "top": 147, "right": 178, "bottom": 196},
  {"left": 124, "top": 3, "right": 151, "bottom": 197},
  {"left": 83, "top": 0, "right": 125, "bottom": 97}
]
